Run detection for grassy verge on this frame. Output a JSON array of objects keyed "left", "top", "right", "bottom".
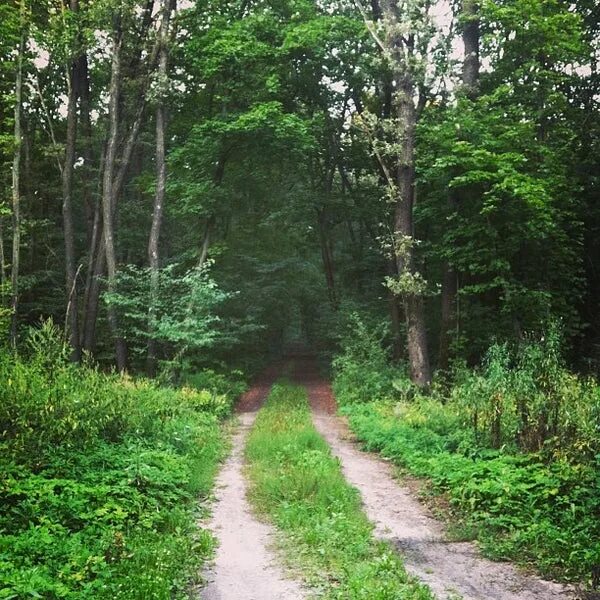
[
  {"left": 245, "top": 381, "right": 433, "bottom": 599},
  {"left": 342, "top": 400, "right": 600, "bottom": 585},
  {"left": 0, "top": 340, "right": 234, "bottom": 599}
]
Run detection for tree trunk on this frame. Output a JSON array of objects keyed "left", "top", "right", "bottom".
[
  {"left": 10, "top": 9, "right": 25, "bottom": 348},
  {"left": 0, "top": 218, "right": 5, "bottom": 289},
  {"left": 197, "top": 216, "right": 214, "bottom": 268},
  {"left": 438, "top": 0, "right": 479, "bottom": 371},
  {"left": 462, "top": 0, "right": 480, "bottom": 99},
  {"left": 62, "top": 6, "right": 82, "bottom": 360},
  {"left": 317, "top": 209, "right": 338, "bottom": 310},
  {"left": 81, "top": 209, "right": 104, "bottom": 353},
  {"left": 147, "top": 0, "right": 173, "bottom": 377},
  {"left": 387, "top": 258, "right": 404, "bottom": 360},
  {"left": 102, "top": 21, "right": 128, "bottom": 371},
  {"left": 438, "top": 263, "right": 457, "bottom": 371},
  {"left": 392, "top": 61, "right": 431, "bottom": 386}
]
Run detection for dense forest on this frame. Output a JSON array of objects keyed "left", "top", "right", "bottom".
[{"left": 1, "top": 0, "right": 599, "bottom": 598}]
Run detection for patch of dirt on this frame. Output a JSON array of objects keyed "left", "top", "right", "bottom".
[
  {"left": 297, "top": 361, "right": 577, "bottom": 600},
  {"left": 290, "top": 357, "right": 337, "bottom": 414},
  {"left": 201, "top": 375, "right": 306, "bottom": 600},
  {"left": 235, "top": 362, "right": 287, "bottom": 413}
]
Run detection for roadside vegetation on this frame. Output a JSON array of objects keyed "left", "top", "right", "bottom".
[
  {"left": 245, "top": 381, "right": 434, "bottom": 600},
  {"left": 334, "top": 317, "right": 600, "bottom": 586},
  {"left": 0, "top": 322, "right": 240, "bottom": 599}
]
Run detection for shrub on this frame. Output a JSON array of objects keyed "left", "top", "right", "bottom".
[
  {"left": 0, "top": 322, "right": 233, "bottom": 598},
  {"left": 332, "top": 312, "right": 403, "bottom": 404}
]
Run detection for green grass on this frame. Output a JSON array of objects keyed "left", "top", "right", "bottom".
[
  {"left": 245, "top": 381, "right": 434, "bottom": 599},
  {"left": 0, "top": 346, "right": 233, "bottom": 599},
  {"left": 342, "top": 400, "right": 600, "bottom": 585}
]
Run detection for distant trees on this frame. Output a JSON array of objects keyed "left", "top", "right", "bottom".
[{"left": 0, "top": 0, "right": 598, "bottom": 376}]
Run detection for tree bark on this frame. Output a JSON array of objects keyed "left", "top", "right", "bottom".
[
  {"left": 379, "top": 0, "right": 432, "bottom": 386},
  {"left": 317, "top": 208, "right": 338, "bottom": 310},
  {"left": 462, "top": 0, "right": 480, "bottom": 99},
  {"left": 0, "top": 218, "right": 5, "bottom": 289},
  {"left": 197, "top": 216, "right": 215, "bottom": 268},
  {"left": 10, "top": 7, "right": 25, "bottom": 348},
  {"left": 102, "top": 20, "right": 128, "bottom": 371},
  {"left": 147, "top": 0, "right": 173, "bottom": 377}
]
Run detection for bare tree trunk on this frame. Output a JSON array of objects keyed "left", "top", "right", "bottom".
[
  {"left": 317, "top": 209, "right": 338, "bottom": 310},
  {"left": 378, "top": 0, "right": 431, "bottom": 386},
  {"left": 386, "top": 258, "right": 404, "bottom": 359},
  {"left": 147, "top": 0, "right": 173, "bottom": 377},
  {"left": 10, "top": 9, "right": 25, "bottom": 348},
  {"left": 79, "top": 53, "right": 95, "bottom": 246},
  {"left": 81, "top": 209, "right": 104, "bottom": 352},
  {"left": 79, "top": 66, "right": 101, "bottom": 353},
  {"left": 197, "top": 217, "right": 214, "bottom": 268},
  {"left": 462, "top": 0, "right": 480, "bottom": 100},
  {"left": 438, "top": 263, "right": 457, "bottom": 371},
  {"left": 438, "top": 0, "right": 479, "bottom": 371},
  {"left": 102, "top": 21, "right": 128, "bottom": 371},
  {"left": 62, "top": 3, "right": 82, "bottom": 360},
  {"left": 394, "top": 72, "right": 431, "bottom": 385}
]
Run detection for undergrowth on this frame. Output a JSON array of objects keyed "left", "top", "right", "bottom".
[
  {"left": 245, "top": 381, "right": 434, "bottom": 599},
  {"left": 0, "top": 321, "right": 234, "bottom": 599},
  {"left": 334, "top": 317, "right": 600, "bottom": 586}
]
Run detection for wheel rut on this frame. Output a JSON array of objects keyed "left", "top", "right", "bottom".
[
  {"left": 292, "top": 359, "right": 576, "bottom": 600},
  {"left": 201, "top": 368, "right": 306, "bottom": 600}
]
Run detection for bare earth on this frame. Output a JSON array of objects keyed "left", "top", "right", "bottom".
[
  {"left": 202, "top": 359, "right": 577, "bottom": 599},
  {"left": 201, "top": 371, "right": 306, "bottom": 600},
  {"left": 302, "top": 367, "right": 576, "bottom": 600}
]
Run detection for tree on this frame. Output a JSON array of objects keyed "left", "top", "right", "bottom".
[
  {"left": 147, "top": 0, "right": 175, "bottom": 376},
  {"left": 438, "top": 0, "right": 480, "bottom": 371},
  {"left": 10, "top": 0, "right": 26, "bottom": 348}
]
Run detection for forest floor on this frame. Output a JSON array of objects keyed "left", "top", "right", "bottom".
[
  {"left": 201, "top": 364, "right": 307, "bottom": 600},
  {"left": 200, "top": 358, "right": 577, "bottom": 600}
]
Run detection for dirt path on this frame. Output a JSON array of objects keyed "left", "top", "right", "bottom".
[
  {"left": 201, "top": 371, "right": 306, "bottom": 600},
  {"left": 294, "top": 361, "right": 575, "bottom": 600}
]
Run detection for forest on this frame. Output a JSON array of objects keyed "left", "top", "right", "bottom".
[{"left": 0, "top": 0, "right": 599, "bottom": 598}]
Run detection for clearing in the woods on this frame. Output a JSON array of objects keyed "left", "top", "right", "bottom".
[{"left": 200, "top": 359, "right": 576, "bottom": 600}]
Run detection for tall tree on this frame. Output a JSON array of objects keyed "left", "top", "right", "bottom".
[
  {"left": 438, "top": 0, "right": 480, "bottom": 371},
  {"left": 379, "top": 0, "right": 432, "bottom": 386},
  {"left": 10, "top": 0, "right": 26, "bottom": 348},
  {"left": 147, "top": 0, "right": 174, "bottom": 376},
  {"left": 102, "top": 14, "right": 128, "bottom": 371},
  {"left": 62, "top": 0, "right": 83, "bottom": 361}
]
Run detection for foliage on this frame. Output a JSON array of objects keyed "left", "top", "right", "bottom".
[
  {"left": 343, "top": 400, "right": 600, "bottom": 584},
  {"left": 332, "top": 312, "right": 403, "bottom": 404},
  {"left": 334, "top": 324, "right": 600, "bottom": 584},
  {"left": 245, "top": 381, "right": 434, "bottom": 599},
  {"left": 0, "top": 323, "right": 234, "bottom": 598}
]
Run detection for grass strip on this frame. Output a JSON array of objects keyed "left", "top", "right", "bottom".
[{"left": 245, "top": 381, "right": 434, "bottom": 599}]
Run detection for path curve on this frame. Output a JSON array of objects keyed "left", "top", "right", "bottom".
[
  {"left": 294, "top": 360, "right": 575, "bottom": 600},
  {"left": 201, "top": 372, "right": 306, "bottom": 600}
]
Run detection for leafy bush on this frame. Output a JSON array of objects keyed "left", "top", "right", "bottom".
[
  {"left": 450, "top": 327, "right": 600, "bottom": 459},
  {"left": 0, "top": 322, "right": 233, "bottom": 598},
  {"left": 332, "top": 312, "right": 404, "bottom": 404},
  {"left": 334, "top": 324, "right": 600, "bottom": 584}
]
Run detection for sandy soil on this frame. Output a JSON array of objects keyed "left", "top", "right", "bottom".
[
  {"left": 301, "top": 370, "right": 576, "bottom": 600},
  {"left": 201, "top": 372, "right": 306, "bottom": 600}
]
